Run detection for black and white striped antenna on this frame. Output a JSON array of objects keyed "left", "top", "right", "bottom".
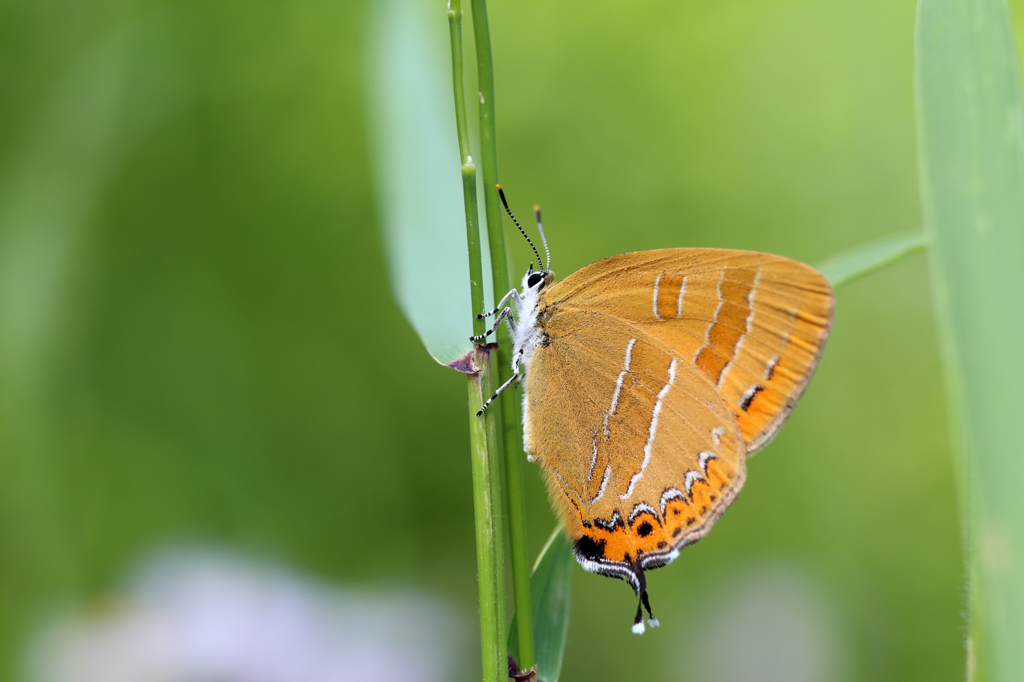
[
  {"left": 533, "top": 204, "right": 550, "bottom": 271},
  {"left": 496, "top": 184, "right": 543, "bottom": 272}
]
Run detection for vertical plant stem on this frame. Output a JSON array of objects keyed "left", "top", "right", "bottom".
[
  {"left": 448, "top": 0, "right": 484, "bottom": 340},
  {"left": 449, "top": 2, "right": 505, "bottom": 680},
  {"left": 484, "top": 350, "right": 508, "bottom": 667},
  {"left": 469, "top": 0, "right": 536, "bottom": 672},
  {"left": 467, "top": 351, "right": 503, "bottom": 682},
  {"left": 502, "top": 406, "right": 535, "bottom": 670}
]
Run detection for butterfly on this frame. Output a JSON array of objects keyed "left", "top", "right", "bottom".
[{"left": 475, "top": 186, "right": 834, "bottom": 634}]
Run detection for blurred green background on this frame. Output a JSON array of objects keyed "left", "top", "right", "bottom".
[{"left": 4, "top": 0, "right": 1023, "bottom": 679}]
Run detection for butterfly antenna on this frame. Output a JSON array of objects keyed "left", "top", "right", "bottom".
[
  {"left": 497, "top": 184, "right": 542, "bottom": 271},
  {"left": 534, "top": 205, "right": 550, "bottom": 271}
]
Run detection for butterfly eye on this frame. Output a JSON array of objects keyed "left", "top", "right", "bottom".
[{"left": 527, "top": 273, "right": 543, "bottom": 288}]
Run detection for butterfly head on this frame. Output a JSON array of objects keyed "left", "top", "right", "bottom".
[
  {"left": 497, "top": 184, "right": 554, "bottom": 293},
  {"left": 523, "top": 263, "right": 554, "bottom": 293}
]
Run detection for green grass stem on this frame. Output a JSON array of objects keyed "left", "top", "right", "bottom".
[
  {"left": 448, "top": 0, "right": 484, "bottom": 340},
  {"left": 468, "top": 0, "right": 536, "bottom": 672},
  {"left": 450, "top": 2, "right": 505, "bottom": 679},
  {"left": 467, "top": 349, "right": 505, "bottom": 682}
]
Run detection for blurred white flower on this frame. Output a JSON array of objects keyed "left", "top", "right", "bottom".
[{"left": 26, "top": 547, "right": 468, "bottom": 682}]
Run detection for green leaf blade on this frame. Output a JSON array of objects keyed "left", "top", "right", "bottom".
[
  {"left": 915, "top": 0, "right": 1024, "bottom": 679},
  {"left": 509, "top": 529, "right": 573, "bottom": 682},
  {"left": 366, "top": 0, "right": 487, "bottom": 366},
  {"left": 816, "top": 230, "right": 928, "bottom": 288}
]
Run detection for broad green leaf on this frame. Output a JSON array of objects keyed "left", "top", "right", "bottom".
[
  {"left": 508, "top": 529, "right": 572, "bottom": 682},
  {"left": 916, "top": 0, "right": 1024, "bottom": 679},
  {"left": 816, "top": 231, "right": 928, "bottom": 288},
  {"left": 366, "top": 0, "right": 488, "bottom": 366}
]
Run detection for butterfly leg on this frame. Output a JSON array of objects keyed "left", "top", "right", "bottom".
[
  {"left": 511, "top": 348, "right": 524, "bottom": 376},
  {"left": 476, "top": 361, "right": 521, "bottom": 416},
  {"left": 476, "top": 288, "right": 523, "bottom": 319},
  {"left": 470, "top": 307, "right": 518, "bottom": 343}
]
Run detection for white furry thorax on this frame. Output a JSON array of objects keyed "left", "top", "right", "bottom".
[
  {"left": 512, "top": 269, "right": 550, "bottom": 369},
  {"left": 513, "top": 268, "right": 553, "bottom": 464}
]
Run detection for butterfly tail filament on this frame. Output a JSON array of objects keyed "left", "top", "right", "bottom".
[
  {"left": 629, "top": 564, "right": 658, "bottom": 634},
  {"left": 632, "top": 601, "right": 646, "bottom": 635},
  {"left": 642, "top": 590, "right": 659, "bottom": 628}
]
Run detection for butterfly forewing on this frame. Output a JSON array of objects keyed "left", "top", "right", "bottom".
[
  {"left": 543, "top": 249, "right": 834, "bottom": 452},
  {"left": 524, "top": 309, "right": 747, "bottom": 583}
]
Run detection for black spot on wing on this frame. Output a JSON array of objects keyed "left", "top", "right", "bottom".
[{"left": 575, "top": 535, "right": 607, "bottom": 561}]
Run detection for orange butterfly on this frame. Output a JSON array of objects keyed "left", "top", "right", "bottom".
[{"left": 475, "top": 187, "right": 833, "bottom": 634}]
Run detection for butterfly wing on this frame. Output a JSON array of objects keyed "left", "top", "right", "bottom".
[
  {"left": 524, "top": 309, "right": 747, "bottom": 588},
  {"left": 542, "top": 249, "right": 834, "bottom": 452}
]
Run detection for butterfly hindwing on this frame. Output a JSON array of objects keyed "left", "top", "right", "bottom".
[{"left": 524, "top": 309, "right": 747, "bottom": 585}]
